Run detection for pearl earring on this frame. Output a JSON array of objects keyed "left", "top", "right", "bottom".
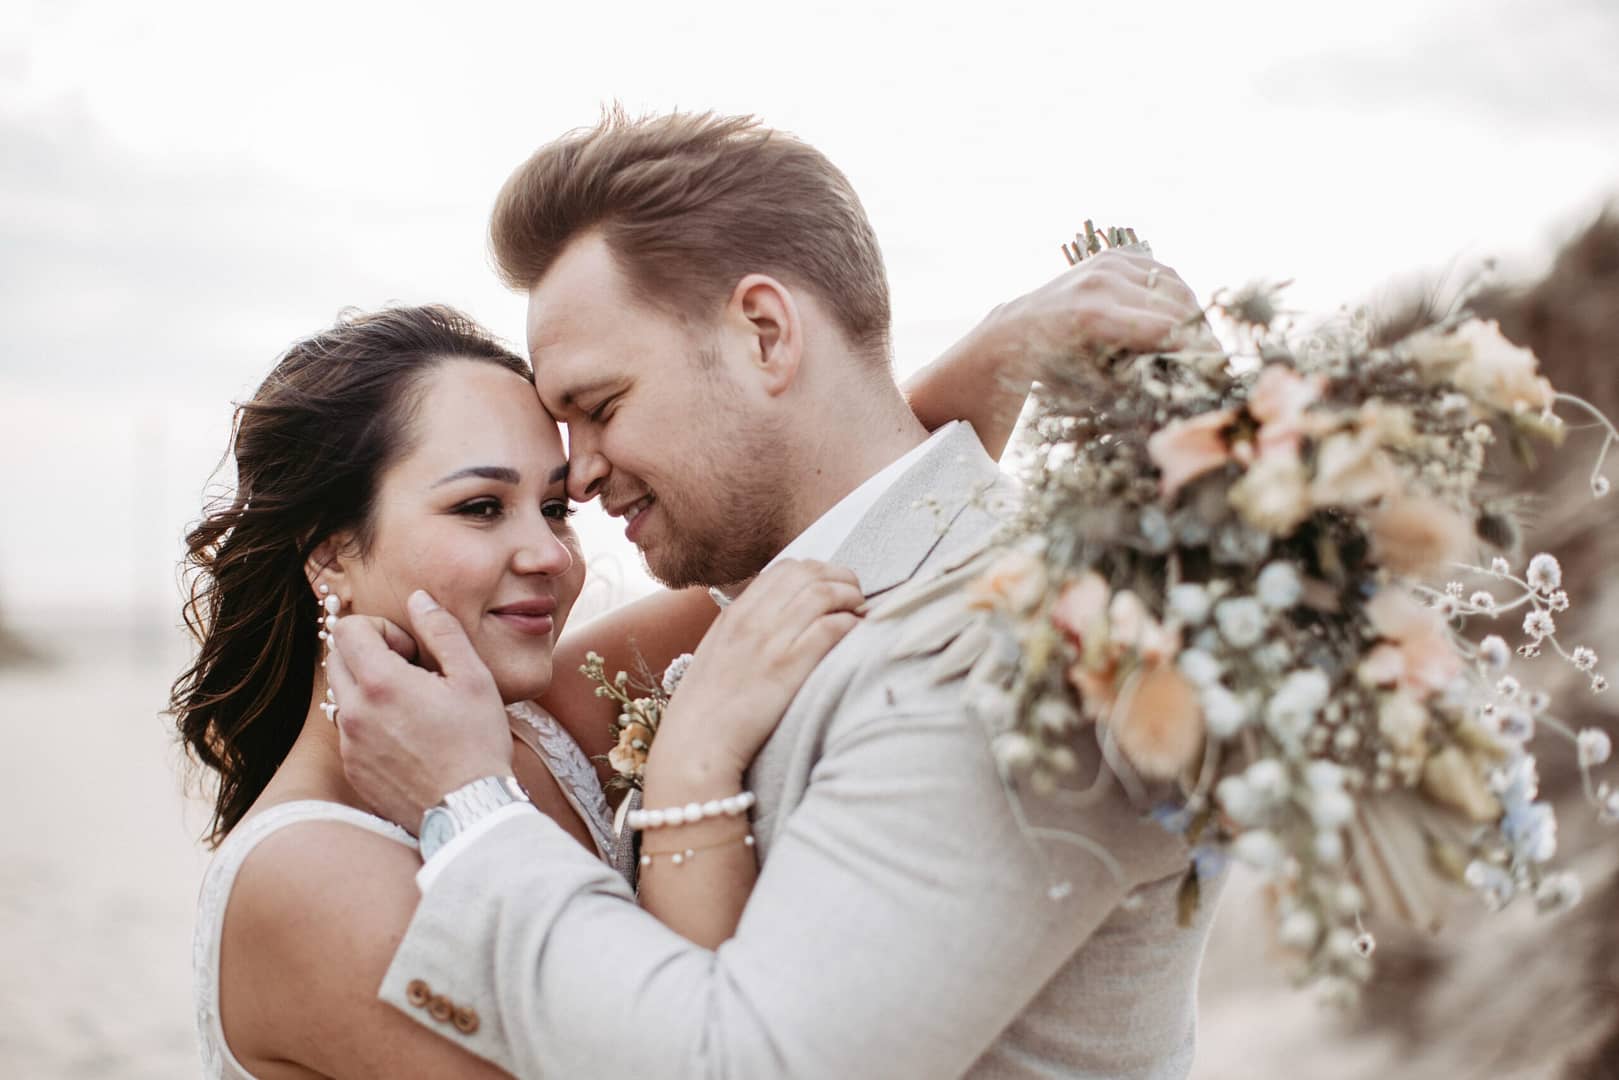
[{"left": 316, "top": 584, "right": 343, "bottom": 723}]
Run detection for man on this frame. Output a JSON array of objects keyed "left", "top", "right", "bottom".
[{"left": 332, "top": 109, "right": 1217, "bottom": 1077}]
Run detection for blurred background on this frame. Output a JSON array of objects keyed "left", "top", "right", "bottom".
[{"left": 2, "top": 0, "right": 1616, "bottom": 1075}]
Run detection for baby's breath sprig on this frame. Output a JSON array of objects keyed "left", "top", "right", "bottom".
[{"left": 581, "top": 651, "right": 695, "bottom": 793}]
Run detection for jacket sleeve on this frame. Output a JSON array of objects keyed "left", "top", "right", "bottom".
[{"left": 380, "top": 675, "right": 1184, "bottom": 1079}]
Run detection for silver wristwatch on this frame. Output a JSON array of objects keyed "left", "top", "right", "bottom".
[{"left": 419, "top": 775, "right": 530, "bottom": 862}]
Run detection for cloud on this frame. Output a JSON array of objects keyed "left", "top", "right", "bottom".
[
  {"left": 0, "top": 96, "right": 516, "bottom": 400},
  {"left": 1254, "top": 0, "right": 1619, "bottom": 133}
]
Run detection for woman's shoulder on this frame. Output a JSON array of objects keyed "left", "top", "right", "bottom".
[
  {"left": 196, "top": 800, "right": 423, "bottom": 1077},
  {"left": 219, "top": 800, "right": 420, "bottom": 930}
]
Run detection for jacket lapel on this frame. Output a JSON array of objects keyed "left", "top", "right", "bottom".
[{"left": 830, "top": 422, "right": 1009, "bottom": 600}]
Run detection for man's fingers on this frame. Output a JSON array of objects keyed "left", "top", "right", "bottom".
[
  {"left": 787, "top": 611, "right": 862, "bottom": 673},
  {"left": 404, "top": 590, "right": 490, "bottom": 690},
  {"left": 330, "top": 614, "right": 413, "bottom": 698},
  {"left": 347, "top": 614, "right": 420, "bottom": 662}
]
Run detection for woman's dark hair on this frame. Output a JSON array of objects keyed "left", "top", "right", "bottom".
[{"left": 170, "top": 305, "right": 532, "bottom": 846}]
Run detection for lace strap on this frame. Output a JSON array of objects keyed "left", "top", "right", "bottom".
[{"left": 507, "top": 701, "right": 615, "bottom": 860}]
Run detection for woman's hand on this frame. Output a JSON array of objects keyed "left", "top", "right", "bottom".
[
  {"left": 906, "top": 250, "right": 1211, "bottom": 458},
  {"left": 636, "top": 559, "right": 862, "bottom": 949},
  {"left": 646, "top": 559, "right": 865, "bottom": 790}
]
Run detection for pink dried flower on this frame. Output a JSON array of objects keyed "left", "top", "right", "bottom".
[
  {"left": 1368, "top": 497, "right": 1474, "bottom": 578},
  {"left": 1367, "top": 588, "right": 1462, "bottom": 696},
  {"left": 1051, "top": 571, "right": 1111, "bottom": 647},
  {"left": 1109, "top": 661, "right": 1205, "bottom": 780},
  {"left": 1147, "top": 409, "right": 1236, "bottom": 500}
]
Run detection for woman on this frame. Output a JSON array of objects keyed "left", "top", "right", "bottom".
[{"left": 175, "top": 301, "right": 1040, "bottom": 1078}]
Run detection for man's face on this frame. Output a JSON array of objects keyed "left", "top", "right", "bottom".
[{"left": 527, "top": 233, "right": 790, "bottom": 588}]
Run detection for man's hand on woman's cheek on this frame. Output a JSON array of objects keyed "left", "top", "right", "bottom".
[{"left": 327, "top": 590, "right": 514, "bottom": 833}]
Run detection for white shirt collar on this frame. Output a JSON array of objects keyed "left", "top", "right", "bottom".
[{"left": 710, "top": 422, "right": 961, "bottom": 607}]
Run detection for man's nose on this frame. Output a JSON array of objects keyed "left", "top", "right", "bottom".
[{"left": 566, "top": 432, "right": 610, "bottom": 503}]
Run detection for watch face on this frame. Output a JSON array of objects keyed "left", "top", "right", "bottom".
[{"left": 420, "top": 807, "right": 456, "bottom": 857}]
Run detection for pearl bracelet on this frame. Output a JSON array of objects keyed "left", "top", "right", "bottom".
[
  {"left": 626, "top": 791, "right": 756, "bottom": 831},
  {"left": 640, "top": 832, "right": 755, "bottom": 868}
]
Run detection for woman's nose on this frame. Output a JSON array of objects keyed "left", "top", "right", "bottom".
[{"left": 513, "top": 519, "right": 574, "bottom": 577}]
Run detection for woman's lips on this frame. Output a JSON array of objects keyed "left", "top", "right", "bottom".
[{"left": 490, "top": 597, "right": 557, "bottom": 637}]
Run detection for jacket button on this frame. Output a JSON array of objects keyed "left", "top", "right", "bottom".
[
  {"left": 406, "top": 980, "right": 431, "bottom": 1008},
  {"left": 428, "top": 995, "right": 454, "bottom": 1023},
  {"left": 452, "top": 1006, "right": 480, "bottom": 1035}
]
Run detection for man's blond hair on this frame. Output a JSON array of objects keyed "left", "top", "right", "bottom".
[{"left": 490, "top": 107, "right": 892, "bottom": 364}]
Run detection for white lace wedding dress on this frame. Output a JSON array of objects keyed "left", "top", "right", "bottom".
[{"left": 192, "top": 701, "right": 613, "bottom": 1079}]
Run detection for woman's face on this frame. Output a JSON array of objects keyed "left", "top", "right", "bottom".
[{"left": 336, "top": 359, "right": 583, "bottom": 704}]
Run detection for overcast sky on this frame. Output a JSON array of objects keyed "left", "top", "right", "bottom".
[{"left": 3, "top": 0, "right": 1617, "bottom": 621}]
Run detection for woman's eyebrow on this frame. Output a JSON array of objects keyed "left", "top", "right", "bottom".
[
  {"left": 433, "top": 466, "right": 521, "bottom": 487},
  {"left": 548, "top": 463, "right": 569, "bottom": 487}
]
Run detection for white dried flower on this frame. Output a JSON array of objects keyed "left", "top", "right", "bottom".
[
  {"left": 1479, "top": 635, "right": 1510, "bottom": 670},
  {"left": 1534, "top": 872, "right": 1583, "bottom": 914},
  {"left": 1256, "top": 562, "right": 1303, "bottom": 611},
  {"left": 1216, "top": 776, "right": 1264, "bottom": 825},
  {"left": 1600, "top": 784, "right": 1619, "bottom": 824},
  {"left": 1496, "top": 675, "right": 1521, "bottom": 698},
  {"left": 1244, "top": 759, "right": 1290, "bottom": 803},
  {"left": 1548, "top": 590, "right": 1570, "bottom": 613},
  {"left": 1526, "top": 553, "right": 1562, "bottom": 594},
  {"left": 1596, "top": 475, "right": 1612, "bottom": 497},
  {"left": 1490, "top": 557, "right": 1512, "bottom": 576},
  {"left": 1215, "top": 596, "right": 1267, "bottom": 649},
  {"left": 1353, "top": 933, "right": 1377, "bottom": 959},
  {"left": 1527, "top": 689, "right": 1551, "bottom": 713},
  {"left": 1490, "top": 756, "right": 1540, "bottom": 806},
  {"left": 1500, "top": 707, "right": 1536, "bottom": 743},
  {"left": 1304, "top": 760, "right": 1346, "bottom": 791},
  {"left": 1314, "top": 829, "right": 1346, "bottom": 865},
  {"left": 1572, "top": 646, "right": 1599, "bottom": 672},
  {"left": 660, "top": 653, "right": 694, "bottom": 695},
  {"left": 1523, "top": 610, "right": 1556, "bottom": 640},
  {"left": 1503, "top": 800, "right": 1557, "bottom": 863},
  {"left": 993, "top": 732, "right": 1039, "bottom": 772},
  {"left": 1445, "top": 580, "right": 1465, "bottom": 598},
  {"left": 1266, "top": 669, "right": 1331, "bottom": 744},
  {"left": 1232, "top": 829, "right": 1285, "bottom": 871},
  {"left": 1201, "top": 684, "right": 1250, "bottom": 739},
  {"left": 1033, "top": 697, "right": 1080, "bottom": 735},
  {"left": 1465, "top": 859, "right": 1516, "bottom": 910},
  {"left": 1434, "top": 595, "right": 1460, "bottom": 619},
  {"left": 1468, "top": 591, "right": 1497, "bottom": 613},
  {"left": 1279, "top": 909, "right": 1322, "bottom": 950},
  {"left": 1595, "top": 675, "right": 1610, "bottom": 694},
  {"left": 1308, "top": 787, "right": 1356, "bottom": 831},
  {"left": 1577, "top": 728, "right": 1612, "bottom": 768},
  {"left": 1177, "top": 647, "right": 1222, "bottom": 687},
  {"left": 1168, "top": 583, "right": 1213, "bottom": 625}
]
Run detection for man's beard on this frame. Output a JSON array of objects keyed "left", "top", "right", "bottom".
[{"left": 639, "top": 422, "right": 792, "bottom": 590}]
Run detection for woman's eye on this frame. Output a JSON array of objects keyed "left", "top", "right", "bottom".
[
  {"left": 455, "top": 498, "right": 504, "bottom": 520},
  {"left": 543, "top": 500, "right": 578, "bottom": 522}
]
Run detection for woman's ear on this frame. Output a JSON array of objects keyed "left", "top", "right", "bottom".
[
  {"left": 304, "top": 532, "right": 357, "bottom": 606},
  {"left": 729, "top": 273, "right": 801, "bottom": 397}
]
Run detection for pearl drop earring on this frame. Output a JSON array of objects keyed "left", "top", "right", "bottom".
[{"left": 317, "top": 584, "right": 343, "bottom": 723}]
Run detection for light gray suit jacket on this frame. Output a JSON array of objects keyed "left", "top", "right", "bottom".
[{"left": 381, "top": 424, "right": 1220, "bottom": 1078}]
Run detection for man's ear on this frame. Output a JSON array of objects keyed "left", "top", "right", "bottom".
[
  {"left": 728, "top": 273, "right": 801, "bottom": 397},
  {"left": 304, "top": 532, "right": 358, "bottom": 607}
]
